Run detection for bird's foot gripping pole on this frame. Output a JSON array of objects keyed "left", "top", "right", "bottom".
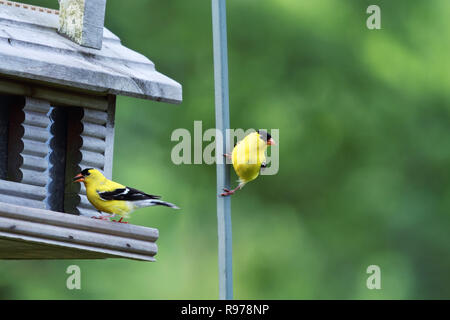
[
  {"left": 223, "top": 153, "right": 232, "bottom": 165},
  {"left": 221, "top": 185, "right": 241, "bottom": 197}
]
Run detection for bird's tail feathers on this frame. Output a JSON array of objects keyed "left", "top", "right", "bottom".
[
  {"left": 152, "top": 199, "right": 180, "bottom": 210},
  {"left": 134, "top": 199, "right": 180, "bottom": 210}
]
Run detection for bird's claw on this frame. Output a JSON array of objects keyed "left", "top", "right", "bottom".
[
  {"left": 220, "top": 188, "right": 235, "bottom": 197},
  {"left": 91, "top": 216, "right": 111, "bottom": 221},
  {"left": 112, "top": 218, "right": 129, "bottom": 224}
]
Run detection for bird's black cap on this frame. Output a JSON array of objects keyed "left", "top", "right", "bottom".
[
  {"left": 257, "top": 129, "right": 272, "bottom": 142},
  {"left": 80, "top": 168, "right": 94, "bottom": 176}
]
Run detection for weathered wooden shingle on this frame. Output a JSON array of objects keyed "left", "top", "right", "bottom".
[{"left": 0, "top": 2, "right": 182, "bottom": 103}]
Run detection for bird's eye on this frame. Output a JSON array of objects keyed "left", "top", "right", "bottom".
[
  {"left": 257, "top": 129, "right": 271, "bottom": 142},
  {"left": 81, "top": 168, "right": 93, "bottom": 176}
]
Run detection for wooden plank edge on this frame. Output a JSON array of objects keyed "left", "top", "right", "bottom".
[
  {"left": 0, "top": 77, "right": 109, "bottom": 110},
  {"left": 0, "top": 232, "right": 156, "bottom": 261},
  {"left": 0, "top": 202, "right": 159, "bottom": 242},
  {"left": 0, "top": 216, "right": 158, "bottom": 256}
]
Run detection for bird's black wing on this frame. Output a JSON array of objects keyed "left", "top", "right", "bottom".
[
  {"left": 98, "top": 187, "right": 161, "bottom": 201},
  {"left": 260, "top": 161, "right": 267, "bottom": 173}
]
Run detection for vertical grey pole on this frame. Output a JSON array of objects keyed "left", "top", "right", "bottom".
[{"left": 211, "top": 0, "right": 233, "bottom": 300}]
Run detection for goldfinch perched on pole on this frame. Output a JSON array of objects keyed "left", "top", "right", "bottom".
[
  {"left": 221, "top": 130, "right": 276, "bottom": 196},
  {"left": 73, "top": 168, "right": 179, "bottom": 223}
]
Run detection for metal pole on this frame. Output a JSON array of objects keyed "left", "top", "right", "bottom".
[{"left": 211, "top": 0, "right": 233, "bottom": 300}]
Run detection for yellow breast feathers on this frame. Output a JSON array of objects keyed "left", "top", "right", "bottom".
[{"left": 232, "top": 132, "right": 267, "bottom": 183}]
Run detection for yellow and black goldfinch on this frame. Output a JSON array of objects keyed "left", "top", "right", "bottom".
[
  {"left": 73, "top": 168, "right": 179, "bottom": 223},
  {"left": 221, "top": 129, "right": 276, "bottom": 196}
]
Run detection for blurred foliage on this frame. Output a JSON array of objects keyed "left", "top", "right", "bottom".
[{"left": 0, "top": 0, "right": 449, "bottom": 299}]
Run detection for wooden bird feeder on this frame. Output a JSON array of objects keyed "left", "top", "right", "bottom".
[{"left": 0, "top": 0, "right": 182, "bottom": 261}]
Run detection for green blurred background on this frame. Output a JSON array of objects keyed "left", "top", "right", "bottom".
[{"left": 1, "top": 0, "right": 449, "bottom": 299}]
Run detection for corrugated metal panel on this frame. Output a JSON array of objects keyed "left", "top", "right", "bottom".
[
  {"left": 82, "top": 122, "right": 107, "bottom": 139},
  {"left": 75, "top": 105, "right": 112, "bottom": 217},
  {"left": 23, "top": 139, "right": 48, "bottom": 157},
  {"left": 21, "top": 168, "right": 47, "bottom": 187},
  {"left": 81, "top": 135, "right": 106, "bottom": 153},
  {"left": 0, "top": 180, "right": 46, "bottom": 201},
  {"left": 83, "top": 108, "right": 108, "bottom": 125},
  {"left": 80, "top": 106, "right": 109, "bottom": 173},
  {"left": 61, "top": 103, "right": 114, "bottom": 218},
  {"left": 24, "top": 110, "right": 49, "bottom": 127},
  {"left": 79, "top": 149, "right": 105, "bottom": 169},
  {"left": 23, "top": 125, "right": 48, "bottom": 142},
  {"left": 0, "top": 98, "right": 49, "bottom": 210},
  {"left": 20, "top": 99, "right": 51, "bottom": 191},
  {"left": 0, "top": 98, "right": 113, "bottom": 217},
  {"left": 22, "top": 154, "right": 47, "bottom": 171},
  {"left": 0, "top": 179, "right": 46, "bottom": 209},
  {"left": 0, "top": 194, "right": 45, "bottom": 209}
]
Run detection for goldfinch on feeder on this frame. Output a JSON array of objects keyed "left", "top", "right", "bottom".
[
  {"left": 73, "top": 168, "right": 179, "bottom": 223},
  {"left": 221, "top": 130, "right": 276, "bottom": 196}
]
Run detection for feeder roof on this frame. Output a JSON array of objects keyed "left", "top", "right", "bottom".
[{"left": 0, "top": 2, "right": 182, "bottom": 104}]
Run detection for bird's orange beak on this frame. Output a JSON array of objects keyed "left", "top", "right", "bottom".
[
  {"left": 73, "top": 173, "right": 85, "bottom": 183},
  {"left": 267, "top": 138, "right": 276, "bottom": 146}
]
